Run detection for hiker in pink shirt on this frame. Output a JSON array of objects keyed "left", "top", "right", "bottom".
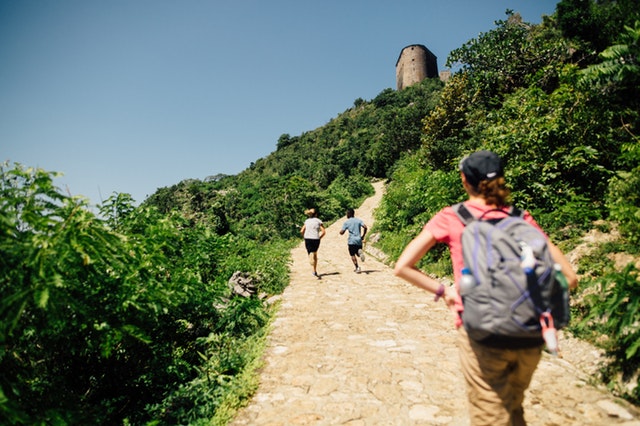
[{"left": 394, "top": 150, "right": 577, "bottom": 426}]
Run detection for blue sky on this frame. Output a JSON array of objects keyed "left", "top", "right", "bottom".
[{"left": 1, "top": 0, "right": 559, "bottom": 206}]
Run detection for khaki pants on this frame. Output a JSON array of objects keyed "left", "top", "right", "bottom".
[{"left": 458, "top": 329, "right": 542, "bottom": 426}]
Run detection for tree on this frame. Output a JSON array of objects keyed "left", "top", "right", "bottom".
[
  {"left": 0, "top": 163, "right": 247, "bottom": 424},
  {"left": 579, "top": 20, "right": 640, "bottom": 98},
  {"left": 447, "top": 11, "right": 569, "bottom": 107},
  {"left": 276, "top": 133, "right": 297, "bottom": 150},
  {"left": 557, "top": 0, "right": 640, "bottom": 56}
]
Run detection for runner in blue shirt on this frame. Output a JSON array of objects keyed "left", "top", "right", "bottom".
[{"left": 339, "top": 208, "right": 367, "bottom": 273}]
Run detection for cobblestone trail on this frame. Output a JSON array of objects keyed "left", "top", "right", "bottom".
[{"left": 231, "top": 181, "right": 640, "bottom": 426}]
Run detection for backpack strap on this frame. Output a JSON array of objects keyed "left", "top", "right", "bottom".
[
  {"left": 453, "top": 202, "right": 475, "bottom": 226},
  {"left": 510, "top": 206, "right": 524, "bottom": 218},
  {"left": 454, "top": 202, "right": 523, "bottom": 225}
]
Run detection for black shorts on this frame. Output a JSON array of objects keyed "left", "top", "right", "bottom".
[
  {"left": 348, "top": 244, "right": 362, "bottom": 256},
  {"left": 305, "top": 238, "right": 321, "bottom": 254}
]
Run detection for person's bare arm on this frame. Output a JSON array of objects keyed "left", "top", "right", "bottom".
[
  {"left": 548, "top": 241, "right": 578, "bottom": 290},
  {"left": 393, "top": 227, "right": 456, "bottom": 306}
]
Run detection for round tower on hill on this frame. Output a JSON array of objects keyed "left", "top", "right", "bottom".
[{"left": 395, "top": 44, "right": 438, "bottom": 90}]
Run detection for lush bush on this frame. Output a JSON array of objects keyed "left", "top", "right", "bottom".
[
  {"left": 1, "top": 164, "right": 175, "bottom": 424},
  {"left": 573, "top": 264, "right": 640, "bottom": 404},
  {"left": 0, "top": 163, "right": 288, "bottom": 424},
  {"left": 447, "top": 12, "right": 570, "bottom": 108},
  {"left": 145, "top": 298, "right": 271, "bottom": 425},
  {"left": 374, "top": 152, "right": 463, "bottom": 274},
  {"left": 607, "top": 168, "right": 640, "bottom": 247}
]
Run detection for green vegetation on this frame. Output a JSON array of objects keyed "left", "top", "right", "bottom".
[
  {"left": 2, "top": 0, "right": 640, "bottom": 423},
  {"left": 0, "top": 164, "right": 291, "bottom": 424}
]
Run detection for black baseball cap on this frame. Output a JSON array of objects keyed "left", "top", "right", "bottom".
[{"left": 459, "top": 150, "right": 504, "bottom": 188}]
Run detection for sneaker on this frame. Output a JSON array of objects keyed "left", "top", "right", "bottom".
[
  {"left": 358, "top": 249, "right": 365, "bottom": 262},
  {"left": 355, "top": 266, "right": 361, "bottom": 273}
]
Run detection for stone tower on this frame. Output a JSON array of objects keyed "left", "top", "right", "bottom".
[{"left": 395, "top": 44, "right": 438, "bottom": 90}]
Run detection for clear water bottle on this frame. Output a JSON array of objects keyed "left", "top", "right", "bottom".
[
  {"left": 519, "top": 241, "right": 536, "bottom": 275},
  {"left": 459, "top": 267, "right": 475, "bottom": 295}
]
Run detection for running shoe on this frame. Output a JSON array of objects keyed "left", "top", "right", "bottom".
[{"left": 358, "top": 249, "right": 365, "bottom": 262}]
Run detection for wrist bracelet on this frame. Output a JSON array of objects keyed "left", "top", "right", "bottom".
[{"left": 434, "top": 284, "right": 445, "bottom": 302}]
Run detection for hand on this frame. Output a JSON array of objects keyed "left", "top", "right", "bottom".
[{"left": 443, "top": 286, "right": 458, "bottom": 307}]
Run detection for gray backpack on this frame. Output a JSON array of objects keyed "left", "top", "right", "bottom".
[{"left": 454, "top": 203, "right": 570, "bottom": 345}]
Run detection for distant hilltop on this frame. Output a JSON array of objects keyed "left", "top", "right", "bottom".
[{"left": 395, "top": 44, "right": 451, "bottom": 90}]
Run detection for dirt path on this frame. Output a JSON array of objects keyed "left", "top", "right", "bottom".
[{"left": 231, "top": 181, "right": 640, "bottom": 425}]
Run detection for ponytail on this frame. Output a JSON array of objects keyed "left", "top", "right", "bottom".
[{"left": 477, "top": 177, "right": 510, "bottom": 207}]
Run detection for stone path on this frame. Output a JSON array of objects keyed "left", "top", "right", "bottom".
[{"left": 231, "top": 181, "right": 640, "bottom": 425}]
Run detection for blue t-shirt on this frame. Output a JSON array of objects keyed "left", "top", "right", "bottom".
[{"left": 341, "top": 217, "right": 365, "bottom": 245}]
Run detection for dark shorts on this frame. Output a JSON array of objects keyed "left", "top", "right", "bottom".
[
  {"left": 348, "top": 244, "right": 362, "bottom": 256},
  {"left": 305, "top": 238, "right": 321, "bottom": 254}
]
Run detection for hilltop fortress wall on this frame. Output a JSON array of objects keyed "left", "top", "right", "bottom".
[{"left": 396, "top": 44, "right": 448, "bottom": 90}]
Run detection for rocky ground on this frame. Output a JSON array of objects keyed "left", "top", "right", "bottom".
[{"left": 231, "top": 181, "right": 640, "bottom": 425}]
